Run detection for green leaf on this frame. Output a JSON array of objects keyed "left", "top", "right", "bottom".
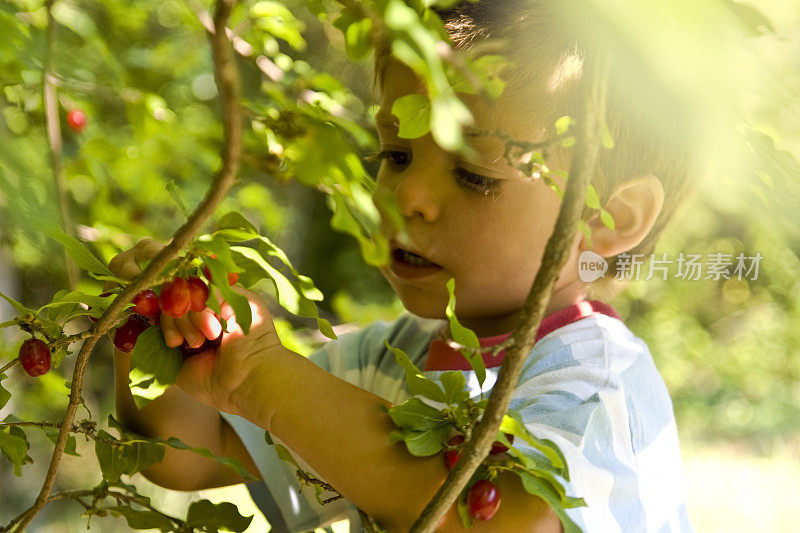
[
  {"left": 555, "top": 116, "right": 573, "bottom": 135},
  {"left": 230, "top": 245, "right": 328, "bottom": 335},
  {"left": 585, "top": 184, "right": 601, "bottom": 210},
  {"left": 197, "top": 237, "right": 251, "bottom": 334},
  {"left": 106, "top": 506, "right": 175, "bottom": 532},
  {"left": 272, "top": 442, "right": 299, "bottom": 468},
  {"left": 439, "top": 371, "right": 468, "bottom": 405},
  {"left": 456, "top": 490, "right": 473, "bottom": 529},
  {"left": 30, "top": 218, "right": 114, "bottom": 277},
  {"left": 392, "top": 94, "right": 431, "bottom": 139},
  {"left": 95, "top": 428, "right": 165, "bottom": 482},
  {"left": 0, "top": 374, "right": 10, "bottom": 410},
  {"left": 450, "top": 55, "right": 507, "bottom": 99},
  {"left": 165, "top": 180, "right": 190, "bottom": 220},
  {"left": 128, "top": 327, "right": 182, "bottom": 408},
  {"left": 600, "top": 209, "right": 615, "bottom": 229},
  {"left": 514, "top": 470, "right": 584, "bottom": 532},
  {"left": 38, "top": 290, "right": 119, "bottom": 316},
  {"left": 388, "top": 398, "right": 448, "bottom": 431},
  {"left": 500, "top": 414, "right": 566, "bottom": 474},
  {"left": 327, "top": 190, "right": 389, "bottom": 268},
  {"left": 445, "top": 278, "right": 485, "bottom": 386},
  {"left": 430, "top": 95, "right": 470, "bottom": 151},
  {"left": 508, "top": 451, "right": 567, "bottom": 500},
  {"left": 0, "top": 424, "right": 29, "bottom": 476},
  {"left": 344, "top": 18, "right": 373, "bottom": 62},
  {"left": 217, "top": 211, "right": 259, "bottom": 239},
  {"left": 601, "top": 121, "right": 615, "bottom": 149},
  {"left": 43, "top": 427, "right": 80, "bottom": 456},
  {"left": 185, "top": 500, "right": 253, "bottom": 533},
  {"left": 385, "top": 340, "right": 447, "bottom": 403},
  {"left": 389, "top": 422, "right": 450, "bottom": 456},
  {"left": 0, "top": 290, "right": 34, "bottom": 316}
]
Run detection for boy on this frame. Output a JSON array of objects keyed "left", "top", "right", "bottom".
[{"left": 111, "top": 2, "right": 695, "bottom": 531}]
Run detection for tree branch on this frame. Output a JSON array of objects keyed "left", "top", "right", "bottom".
[
  {"left": 4, "top": 1, "right": 243, "bottom": 530},
  {"left": 43, "top": 0, "right": 78, "bottom": 290},
  {"left": 409, "top": 46, "right": 613, "bottom": 533}
]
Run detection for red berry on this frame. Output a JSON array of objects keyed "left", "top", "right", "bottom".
[
  {"left": 66, "top": 109, "right": 87, "bottom": 132},
  {"left": 132, "top": 289, "right": 160, "bottom": 318},
  {"left": 467, "top": 480, "right": 501, "bottom": 521},
  {"left": 19, "top": 339, "right": 51, "bottom": 377},
  {"left": 490, "top": 433, "right": 515, "bottom": 455},
  {"left": 159, "top": 277, "right": 191, "bottom": 318},
  {"left": 187, "top": 277, "right": 209, "bottom": 312},
  {"left": 113, "top": 315, "right": 150, "bottom": 353},
  {"left": 444, "top": 435, "right": 465, "bottom": 470}
]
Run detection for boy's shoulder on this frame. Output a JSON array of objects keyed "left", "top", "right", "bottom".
[{"left": 531, "top": 311, "right": 650, "bottom": 375}]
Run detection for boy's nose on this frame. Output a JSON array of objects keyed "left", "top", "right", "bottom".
[{"left": 392, "top": 168, "right": 442, "bottom": 223}]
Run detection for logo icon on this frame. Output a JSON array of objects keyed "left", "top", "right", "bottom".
[{"left": 578, "top": 251, "right": 608, "bottom": 282}]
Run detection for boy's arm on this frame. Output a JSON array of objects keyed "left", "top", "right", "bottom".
[
  {"left": 229, "top": 346, "right": 561, "bottom": 533},
  {"left": 114, "top": 348, "right": 262, "bottom": 491},
  {"left": 106, "top": 237, "right": 261, "bottom": 491}
]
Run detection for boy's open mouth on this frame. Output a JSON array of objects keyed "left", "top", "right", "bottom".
[
  {"left": 390, "top": 245, "right": 443, "bottom": 279},
  {"left": 393, "top": 248, "right": 438, "bottom": 267}
]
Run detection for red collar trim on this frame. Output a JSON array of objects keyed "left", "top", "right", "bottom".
[{"left": 423, "top": 300, "right": 620, "bottom": 372}]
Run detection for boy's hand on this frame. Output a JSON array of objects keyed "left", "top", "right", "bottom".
[{"left": 173, "top": 287, "right": 282, "bottom": 416}]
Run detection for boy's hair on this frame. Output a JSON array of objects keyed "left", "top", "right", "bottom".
[{"left": 374, "top": 1, "right": 699, "bottom": 296}]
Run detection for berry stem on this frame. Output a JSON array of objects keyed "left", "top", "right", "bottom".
[{"left": 0, "top": 359, "right": 19, "bottom": 374}]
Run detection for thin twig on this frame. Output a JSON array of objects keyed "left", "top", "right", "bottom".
[
  {"left": 0, "top": 359, "right": 19, "bottom": 374},
  {"left": 3, "top": 1, "right": 243, "bottom": 530},
  {"left": 409, "top": 45, "right": 613, "bottom": 533},
  {"left": 43, "top": 0, "right": 78, "bottom": 290}
]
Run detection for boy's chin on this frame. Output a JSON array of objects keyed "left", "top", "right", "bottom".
[{"left": 393, "top": 293, "right": 448, "bottom": 320}]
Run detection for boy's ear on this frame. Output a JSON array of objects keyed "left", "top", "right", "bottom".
[{"left": 580, "top": 175, "right": 665, "bottom": 258}]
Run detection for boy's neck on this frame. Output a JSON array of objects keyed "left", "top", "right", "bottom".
[{"left": 457, "top": 287, "right": 588, "bottom": 338}]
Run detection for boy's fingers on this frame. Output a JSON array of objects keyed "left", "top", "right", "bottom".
[
  {"left": 131, "top": 238, "right": 167, "bottom": 265},
  {"left": 189, "top": 309, "right": 223, "bottom": 341},
  {"left": 105, "top": 239, "right": 165, "bottom": 290},
  {"left": 220, "top": 301, "right": 235, "bottom": 322},
  {"left": 118, "top": 261, "right": 142, "bottom": 281},
  {"left": 175, "top": 314, "right": 205, "bottom": 348},
  {"left": 160, "top": 315, "right": 184, "bottom": 348}
]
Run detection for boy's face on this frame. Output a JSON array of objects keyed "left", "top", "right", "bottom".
[{"left": 374, "top": 62, "right": 585, "bottom": 337}]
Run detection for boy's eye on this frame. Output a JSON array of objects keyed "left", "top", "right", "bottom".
[
  {"left": 370, "top": 149, "right": 411, "bottom": 169},
  {"left": 453, "top": 167, "right": 502, "bottom": 196}
]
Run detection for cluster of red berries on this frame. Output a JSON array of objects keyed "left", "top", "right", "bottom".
[
  {"left": 443, "top": 433, "right": 514, "bottom": 521},
  {"left": 113, "top": 276, "right": 218, "bottom": 356}
]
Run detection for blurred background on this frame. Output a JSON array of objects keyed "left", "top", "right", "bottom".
[{"left": 1, "top": 0, "right": 799, "bottom": 531}]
